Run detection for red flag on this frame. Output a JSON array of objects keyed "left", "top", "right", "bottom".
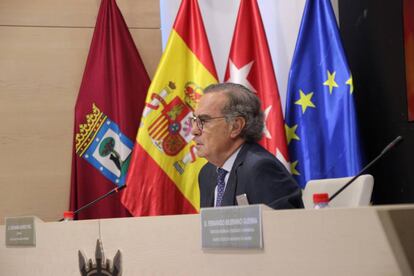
[
  {"left": 121, "top": 0, "right": 218, "bottom": 216},
  {"left": 224, "top": 0, "right": 289, "bottom": 168},
  {"left": 70, "top": 0, "right": 150, "bottom": 219}
]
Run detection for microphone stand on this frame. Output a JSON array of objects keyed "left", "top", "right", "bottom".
[
  {"left": 329, "top": 136, "right": 403, "bottom": 202},
  {"left": 59, "top": 185, "right": 126, "bottom": 221}
]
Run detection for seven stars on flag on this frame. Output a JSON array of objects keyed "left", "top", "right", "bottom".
[{"left": 285, "top": 69, "right": 354, "bottom": 176}]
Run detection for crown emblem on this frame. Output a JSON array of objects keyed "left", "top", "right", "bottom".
[
  {"left": 183, "top": 81, "right": 203, "bottom": 111},
  {"left": 78, "top": 239, "right": 122, "bottom": 276},
  {"left": 75, "top": 103, "right": 107, "bottom": 156}
]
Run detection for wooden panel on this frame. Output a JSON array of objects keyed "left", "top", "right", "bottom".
[
  {"left": 0, "top": 26, "right": 160, "bottom": 224},
  {"left": 131, "top": 28, "right": 162, "bottom": 78},
  {"left": 0, "top": 0, "right": 160, "bottom": 223},
  {"left": 0, "top": 0, "right": 160, "bottom": 28},
  {"left": 0, "top": 175, "right": 70, "bottom": 223},
  {"left": 0, "top": 27, "right": 89, "bottom": 224}
]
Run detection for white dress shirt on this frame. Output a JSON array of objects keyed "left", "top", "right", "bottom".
[{"left": 214, "top": 146, "right": 242, "bottom": 206}]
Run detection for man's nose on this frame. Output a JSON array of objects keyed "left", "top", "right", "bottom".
[{"left": 190, "top": 121, "right": 201, "bottom": 136}]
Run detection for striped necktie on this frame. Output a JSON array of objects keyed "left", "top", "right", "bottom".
[{"left": 215, "top": 168, "right": 228, "bottom": 207}]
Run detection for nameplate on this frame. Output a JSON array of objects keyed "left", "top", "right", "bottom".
[
  {"left": 200, "top": 205, "right": 265, "bottom": 249},
  {"left": 5, "top": 216, "right": 37, "bottom": 247}
]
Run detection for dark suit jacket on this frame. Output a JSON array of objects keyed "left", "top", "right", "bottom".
[{"left": 199, "top": 142, "right": 304, "bottom": 209}]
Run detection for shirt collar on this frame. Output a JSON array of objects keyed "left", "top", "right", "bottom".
[{"left": 219, "top": 146, "right": 242, "bottom": 173}]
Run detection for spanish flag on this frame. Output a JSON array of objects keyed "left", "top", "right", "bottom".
[{"left": 121, "top": 0, "right": 218, "bottom": 216}]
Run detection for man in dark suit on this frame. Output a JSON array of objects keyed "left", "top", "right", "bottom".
[{"left": 191, "top": 83, "right": 303, "bottom": 209}]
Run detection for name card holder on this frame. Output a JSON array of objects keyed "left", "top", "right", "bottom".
[
  {"left": 5, "top": 216, "right": 42, "bottom": 247},
  {"left": 200, "top": 204, "right": 270, "bottom": 249}
]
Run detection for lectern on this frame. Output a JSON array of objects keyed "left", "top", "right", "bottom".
[{"left": 1, "top": 205, "right": 413, "bottom": 275}]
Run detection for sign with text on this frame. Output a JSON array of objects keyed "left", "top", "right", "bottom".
[
  {"left": 5, "top": 216, "right": 36, "bottom": 247},
  {"left": 200, "top": 205, "right": 265, "bottom": 249}
]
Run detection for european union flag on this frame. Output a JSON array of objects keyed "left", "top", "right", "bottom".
[{"left": 285, "top": 0, "right": 363, "bottom": 188}]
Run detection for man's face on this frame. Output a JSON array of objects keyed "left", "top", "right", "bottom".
[{"left": 191, "top": 92, "right": 233, "bottom": 166}]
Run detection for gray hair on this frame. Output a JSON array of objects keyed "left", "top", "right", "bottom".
[{"left": 204, "top": 83, "right": 264, "bottom": 142}]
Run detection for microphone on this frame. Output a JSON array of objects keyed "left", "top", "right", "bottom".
[
  {"left": 59, "top": 185, "right": 126, "bottom": 221},
  {"left": 329, "top": 136, "right": 403, "bottom": 202}
]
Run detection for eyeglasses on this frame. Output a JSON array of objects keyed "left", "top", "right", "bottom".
[{"left": 189, "top": 114, "right": 227, "bottom": 130}]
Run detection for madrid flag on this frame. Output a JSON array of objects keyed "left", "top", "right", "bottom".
[
  {"left": 121, "top": 0, "right": 218, "bottom": 216},
  {"left": 70, "top": 0, "right": 150, "bottom": 219},
  {"left": 224, "top": 0, "right": 289, "bottom": 168}
]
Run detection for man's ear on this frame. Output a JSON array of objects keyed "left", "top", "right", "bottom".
[{"left": 229, "top": 117, "right": 246, "bottom": 138}]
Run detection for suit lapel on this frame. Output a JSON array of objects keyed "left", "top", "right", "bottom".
[
  {"left": 206, "top": 166, "right": 217, "bottom": 207},
  {"left": 220, "top": 143, "right": 250, "bottom": 206}
]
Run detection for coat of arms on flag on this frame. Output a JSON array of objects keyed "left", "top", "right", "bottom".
[
  {"left": 141, "top": 81, "right": 202, "bottom": 174},
  {"left": 75, "top": 104, "right": 133, "bottom": 187}
]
